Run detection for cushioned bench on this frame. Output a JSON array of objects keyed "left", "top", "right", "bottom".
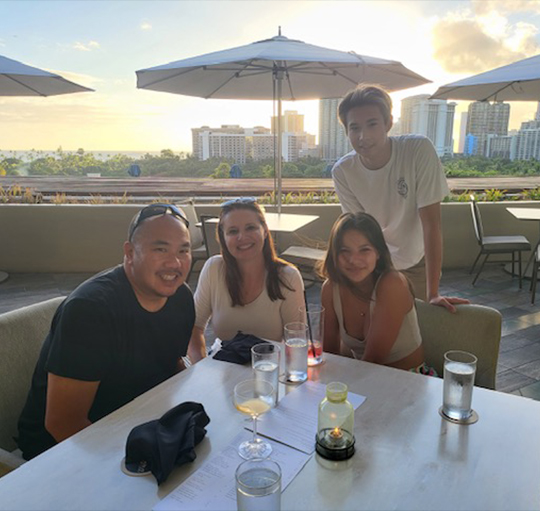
[{"left": 0, "top": 296, "right": 64, "bottom": 476}]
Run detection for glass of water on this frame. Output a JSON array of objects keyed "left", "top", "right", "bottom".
[
  {"left": 284, "top": 321, "right": 308, "bottom": 383},
  {"left": 252, "top": 343, "right": 280, "bottom": 406},
  {"left": 441, "top": 350, "right": 478, "bottom": 423},
  {"left": 236, "top": 458, "right": 281, "bottom": 511}
]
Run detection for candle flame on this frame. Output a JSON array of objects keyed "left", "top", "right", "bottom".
[{"left": 330, "top": 426, "right": 343, "bottom": 439}]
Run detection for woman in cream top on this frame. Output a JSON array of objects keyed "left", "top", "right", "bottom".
[
  {"left": 320, "top": 212, "right": 424, "bottom": 371},
  {"left": 191, "top": 199, "right": 304, "bottom": 346}
]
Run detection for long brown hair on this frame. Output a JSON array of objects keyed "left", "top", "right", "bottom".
[
  {"left": 218, "top": 201, "right": 295, "bottom": 306},
  {"left": 319, "top": 212, "right": 395, "bottom": 301}
]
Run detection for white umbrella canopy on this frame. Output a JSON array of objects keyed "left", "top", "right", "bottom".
[
  {"left": 136, "top": 33, "right": 430, "bottom": 100},
  {"left": 431, "top": 54, "right": 540, "bottom": 102},
  {"left": 136, "top": 31, "right": 430, "bottom": 210},
  {"left": 0, "top": 55, "right": 92, "bottom": 284},
  {"left": 0, "top": 55, "right": 93, "bottom": 96}
]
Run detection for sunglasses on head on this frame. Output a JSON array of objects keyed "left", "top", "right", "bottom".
[
  {"left": 220, "top": 197, "right": 257, "bottom": 208},
  {"left": 129, "top": 203, "right": 190, "bottom": 241}
]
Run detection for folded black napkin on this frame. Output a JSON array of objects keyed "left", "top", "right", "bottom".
[
  {"left": 213, "top": 331, "right": 270, "bottom": 364},
  {"left": 124, "top": 401, "right": 210, "bottom": 485}
]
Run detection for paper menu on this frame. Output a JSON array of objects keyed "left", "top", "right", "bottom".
[{"left": 153, "top": 431, "right": 311, "bottom": 511}]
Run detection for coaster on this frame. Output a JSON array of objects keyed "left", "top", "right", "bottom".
[
  {"left": 120, "top": 457, "right": 152, "bottom": 477},
  {"left": 439, "top": 407, "right": 479, "bottom": 425}
]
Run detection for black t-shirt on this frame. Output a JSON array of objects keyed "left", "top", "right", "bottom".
[{"left": 17, "top": 266, "right": 195, "bottom": 460}]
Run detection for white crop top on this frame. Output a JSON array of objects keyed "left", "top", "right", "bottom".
[{"left": 332, "top": 279, "right": 422, "bottom": 363}]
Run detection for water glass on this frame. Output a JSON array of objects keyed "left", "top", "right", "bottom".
[
  {"left": 252, "top": 343, "right": 280, "bottom": 406},
  {"left": 236, "top": 459, "right": 281, "bottom": 511},
  {"left": 300, "top": 304, "right": 325, "bottom": 366},
  {"left": 284, "top": 321, "right": 308, "bottom": 383},
  {"left": 442, "top": 350, "right": 477, "bottom": 422}
]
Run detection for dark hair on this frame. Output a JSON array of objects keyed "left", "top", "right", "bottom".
[
  {"left": 338, "top": 84, "right": 392, "bottom": 132},
  {"left": 127, "top": 204, "right": 189, "bottom": 242},
  {"left": 218, "top": 201, "right": 295, "bottom": 307},
  {"left": 319, "top": 212, "right": 394, "bottom": 300}
]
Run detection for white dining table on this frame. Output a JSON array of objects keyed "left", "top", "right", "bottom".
[
  {"left": 0, "top": 354, "right": 539, "bottom": 511},
  {"left": 507, "top": 207, "right": 540, "bottom": 277},
  {"left": 204, "top": 212, "right": 319, "bottom": 234}
]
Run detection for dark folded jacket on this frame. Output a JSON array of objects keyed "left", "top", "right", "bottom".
[
  {"left": 124, "top": 401, "right": 210, "bottom": 485},
  {"left": 213, "top": 331, "right": 270, "bottom": 364}
]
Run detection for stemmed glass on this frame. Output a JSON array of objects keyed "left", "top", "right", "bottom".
[{"left": 233, "top": 379, "right": 274, "bottom": 460}]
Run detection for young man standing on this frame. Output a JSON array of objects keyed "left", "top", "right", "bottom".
[
  {"left": 17, "top": 204, "right": 206, "bottom": 460},
  {"left": 332, "top": 85, "right": 467, "bottom": 311}
]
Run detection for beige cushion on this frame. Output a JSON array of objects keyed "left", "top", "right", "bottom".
[
  {"left": 0, "top": 297, "right": 65, "bottom": 452},
  {"left": 416, "top": 300, "right": 502, "bottom": 390}
]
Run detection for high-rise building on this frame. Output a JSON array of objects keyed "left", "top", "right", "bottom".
[
  {"left": 457, "top": 112, "right": 468, "bottom": 154},
  {"left": 399, "top": 95, "right": 456, "bottom": 156},
  {"left": 465, "top": 101, "right": 510, "bottom": 156},
  {"left": 191, "top": 124, "right": 316, "bottom": 163},
  {"left": 319, "top": 98, "right": 351, "bottom": 163},
  {"left": 515, "top": 119, "right": 540, "bottom": 160},
  {"left": 192, "top": 125, "right": 250, "bottom": 163},
  {"left": 486, "top": 135, "right": 517, "bottom": 159},
  {"left": 271, "top": 110, "right": 304, "bottom": 133}
]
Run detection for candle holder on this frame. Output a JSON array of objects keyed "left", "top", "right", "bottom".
[{"left": 315, "top": 382, "right": 355, "bottom": 460}]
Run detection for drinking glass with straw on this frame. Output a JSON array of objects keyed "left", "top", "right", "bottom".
[{"left": 302, "top": 291, "right": 324, "bottom": 366}]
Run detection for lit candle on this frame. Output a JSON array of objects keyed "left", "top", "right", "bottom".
[{"left": 329, "top": 427, "right": 343, "bottom": 440}]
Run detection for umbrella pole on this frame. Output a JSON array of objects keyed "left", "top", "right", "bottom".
[{"left": 276, "top": 70, "right": 283, "bottom": 214}]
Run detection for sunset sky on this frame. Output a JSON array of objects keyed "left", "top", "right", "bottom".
[{"left": 1, "top": 0, "right": 540, "bottom": 152}]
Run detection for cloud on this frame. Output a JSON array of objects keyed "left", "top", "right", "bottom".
[
  {"left": 140, "top": 22, "right": 152, "bottom": 31},
  {"left": 432, "top": 10, "right": 540, "bottom": 74},
  {"left": 73, "top": 40, "right": 100, "bottom": 52},
  {"left": 472, "top": 0, "right": 540, "bottom": 16}
]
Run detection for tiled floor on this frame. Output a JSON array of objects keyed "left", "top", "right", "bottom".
[{"left": 2, "top": 264, "right": 540, "bottom": 400}]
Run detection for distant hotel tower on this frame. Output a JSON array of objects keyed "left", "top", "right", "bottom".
[
  {"left": 465, "top": 101, "right": 510, "bottom": 157},
  {"left": 399, "top": 94, "right": 456, "bottom": 157},
  {"left": 191, "top": 123, "right": 316, "bottom": 163},
  {"left": 319, "top": 98, "right": 351, "bottom": 163}
]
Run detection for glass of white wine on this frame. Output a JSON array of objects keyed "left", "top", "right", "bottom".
[{"left": 233, "top": 379, "right": 274, "bottom": 460}]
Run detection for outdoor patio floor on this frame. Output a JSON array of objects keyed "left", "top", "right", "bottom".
[{"left": 2, "top": 264, "right": 540, "bottom": 401}]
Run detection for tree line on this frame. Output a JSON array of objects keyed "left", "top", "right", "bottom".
[{"left": 2, "top": 148, "right": 540, "bottom": 178}]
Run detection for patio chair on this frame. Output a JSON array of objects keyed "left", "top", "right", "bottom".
[
  {"left": 0, "top": 296, "right": 64, "bottom": 476},
  {"left": 200, "top": 215, "right": 220, "bottom": 259},
  {"left": 530, "top": 247, "right": 540, "bottom": 304},
  {"left": 469, "top": 196, "right": 530, "bottom": 287},
  {"left": 416, "top": 299, "right": 502, "bottom": 390},
  {"left": 180, "top": 201, "right": 212, "bottom": 278}
]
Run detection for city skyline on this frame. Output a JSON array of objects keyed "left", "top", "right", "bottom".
[{"left": 2, "top": 0, "right": 540, "bottom": 152}]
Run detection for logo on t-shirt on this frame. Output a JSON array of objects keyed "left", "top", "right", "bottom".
[{"left": 397, "top": 177, "right": 408, "bottom": 199}]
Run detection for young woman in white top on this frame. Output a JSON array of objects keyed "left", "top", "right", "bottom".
[
  {"left": 320, "top": 212, "right": 425, "bottom": 371},
  {"left": 191, "top": 199, "right": 304, "bottom": 345}
]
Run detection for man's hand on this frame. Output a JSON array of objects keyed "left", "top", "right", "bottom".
[{"left": 428, "top": 295, "right": 470, "bottom": 313}]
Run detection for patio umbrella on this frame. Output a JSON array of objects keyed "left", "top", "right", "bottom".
[
  {"left": 0, "top": 55, "right": 93, "bottom": 96},
  {"left": 431, "top": 53, "right": 540, "bottom": 101},
  {"left": 136, "top": 30, "right": 430, "bottom": 211},
  {"left": 0, "top": 55, "right": 93, "bottom": 283}
]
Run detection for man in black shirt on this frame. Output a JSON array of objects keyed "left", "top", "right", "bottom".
[{"left": 17, "top": 204, "right": 206, "bottom": 460}]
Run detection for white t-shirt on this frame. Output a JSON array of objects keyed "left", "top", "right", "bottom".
[
  {"left": 194, "top": 256, "right": 305, "bottom": 343},
  {"left": 332, "top": 135, "right": 449, "bottom": 270}
]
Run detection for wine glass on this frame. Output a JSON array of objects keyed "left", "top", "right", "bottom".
[{"left": 233, "top": 379, "right": 274, "bottom": 460}]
